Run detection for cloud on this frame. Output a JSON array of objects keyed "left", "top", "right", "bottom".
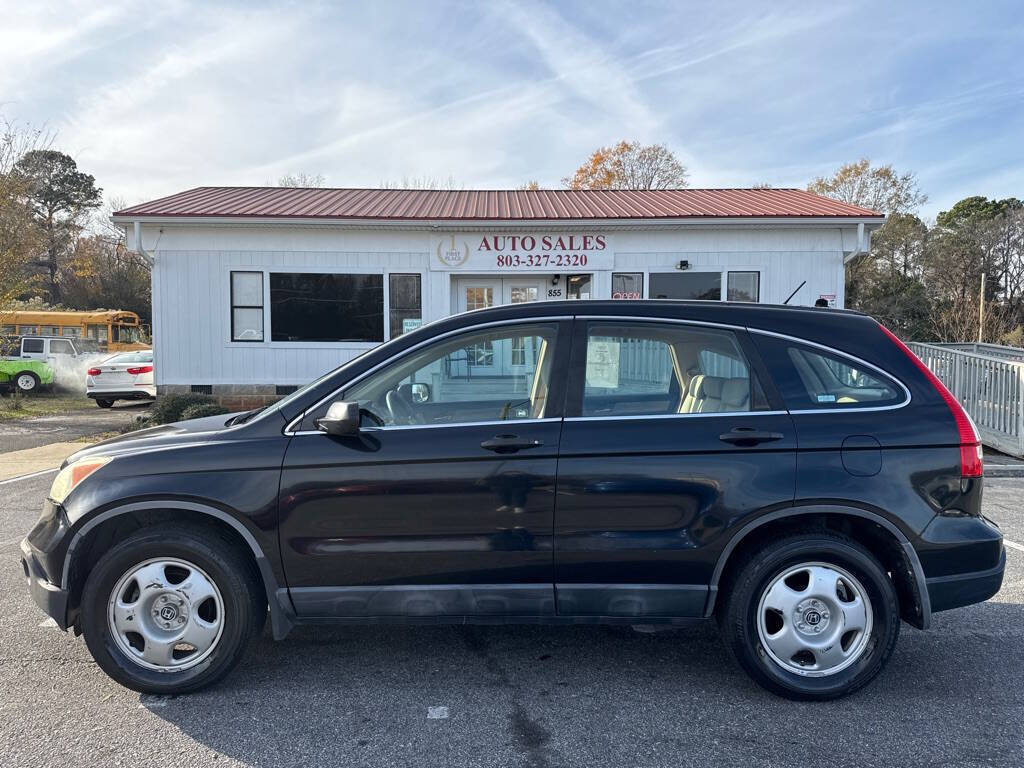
[{"left": 1, "top": 0, "right": 1020, "bottom": 214}]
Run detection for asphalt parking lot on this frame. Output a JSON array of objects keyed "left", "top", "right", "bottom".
[{"left": 1, "top": 472, "right": 1021, "bottom": 768}]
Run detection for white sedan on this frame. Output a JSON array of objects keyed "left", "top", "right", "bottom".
[{"left": 85, "top": 350, "right": 156, "bottom": 408}]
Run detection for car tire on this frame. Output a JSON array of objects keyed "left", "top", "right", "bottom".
[
  {"left": 718, "top": 531, "right": 900, "bottom": 701},
  {"left": 15, "top": 372, "right": 40, "bottom": 393},
  {"left": 95, "top": 398, "right": 115, "bottom": 408},
  {"left": 80, "top": 524, "right": 266, "bottom": 694}
]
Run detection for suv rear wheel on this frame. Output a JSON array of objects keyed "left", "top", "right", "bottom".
[
  {"left": 80, "top": 524, "right": 265, "bottom": 694},
  {"left": 719, "top": 532, "right": 900, "bottom": 700}
]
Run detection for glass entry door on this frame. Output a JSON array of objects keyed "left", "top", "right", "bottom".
[{"left": 453, "top": 277, "right": 547, "bottom": 376}]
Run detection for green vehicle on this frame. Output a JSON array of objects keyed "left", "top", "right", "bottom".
[{"left": 0, "top": 358, "right": 54, "bottom": 393}]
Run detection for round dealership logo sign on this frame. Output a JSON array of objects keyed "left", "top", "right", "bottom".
[{"left": 436, "top": 235, "right": 470, "bottom": 268}]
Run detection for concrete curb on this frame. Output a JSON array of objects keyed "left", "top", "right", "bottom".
[{"left": 984, "top": 466, "right": 1024, "bottom": 478}]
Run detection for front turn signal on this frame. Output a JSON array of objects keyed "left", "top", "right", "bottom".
[{"left": 49, "top": 457, "right": 112, "bottom": 504}]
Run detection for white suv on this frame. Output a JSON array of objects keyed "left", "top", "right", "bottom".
[{"left": 85, "top": 350, "right": 156, "bottom": 408}]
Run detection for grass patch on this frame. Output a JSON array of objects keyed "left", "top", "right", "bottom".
[{"left": 0, "top": 392, "right": 99, "bottom": 422}]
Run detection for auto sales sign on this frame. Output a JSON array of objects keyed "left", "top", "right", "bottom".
[{"left": 430, "top": 233, "right": 613, "bottom": 271}]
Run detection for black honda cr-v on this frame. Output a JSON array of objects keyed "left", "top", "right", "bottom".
[{"left": 21, "top": 301, "right": 1004, "bottom": 700}]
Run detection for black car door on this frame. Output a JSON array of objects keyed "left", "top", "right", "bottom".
[
  {"left": 553, "top": 318, "right": 796, "bottom": 618},
  {"left": 279, "top": 318, "right": 571, "bottom": 619}
]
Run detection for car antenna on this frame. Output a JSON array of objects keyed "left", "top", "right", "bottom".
[{"left": 783, "top": 280, "right": 807, "bottom": 305}]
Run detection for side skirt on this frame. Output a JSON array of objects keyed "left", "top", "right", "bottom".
[{"left": 287, "top": 583, "right": 709, "bottom": 624}]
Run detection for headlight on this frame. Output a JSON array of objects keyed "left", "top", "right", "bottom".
[{"left": 49, "top": 457, "right": 112, "bottom": 504}]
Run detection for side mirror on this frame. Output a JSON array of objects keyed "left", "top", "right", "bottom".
[
  {"left": 410, "top": 382, "right": 430, "bottom": 403},
  {"left": 316, "top": 401, "right": 361, "bottom": 436}
]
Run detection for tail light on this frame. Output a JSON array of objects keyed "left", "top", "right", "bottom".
[
  {"left": 879, "top": 324, "right": 982, "bottom": 477},
  {"left": 87, "top": 367, "right": 101, "bottom": 376},
  {"left": 127, "top": 365, "right": 153, "bottom": 375}
]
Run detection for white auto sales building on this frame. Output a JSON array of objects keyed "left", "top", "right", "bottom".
[{"left": 112, "top": 187, "right": 883, "bottom": 406}]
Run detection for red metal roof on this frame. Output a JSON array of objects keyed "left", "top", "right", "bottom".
[{"left": 113, "top": 187, "right": 882, "bottom": 221}]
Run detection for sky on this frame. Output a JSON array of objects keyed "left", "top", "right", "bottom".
[{"left": 1, "top": 0, "right": 1022, "bottom": 219}]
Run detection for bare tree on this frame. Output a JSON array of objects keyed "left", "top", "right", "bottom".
[
  {"left": 0, "top": 118, "right": 53, "bottom": 313},
  {"left": 275, "top": 172, "right": 326, "bottom": 188},
  {"left": 563, "top": 141, "right": 689, "bottom": 190},
  {"left": 378, "top": 175, "right": 464, "bottom": 190}
]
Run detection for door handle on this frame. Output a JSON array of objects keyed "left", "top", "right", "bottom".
[
  {"left": 480, "top": 434, "right": 543, "bottom": 454},
  {"left": 718, "top": 428, "right": 784, "bottom": 446}
]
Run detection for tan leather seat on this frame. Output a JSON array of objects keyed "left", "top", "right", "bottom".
[
  {"left": 695, "top": 377, "right": 726, "bottom": 412},
  {"left": 679, "top": 374, "right": 705, "bottom": 413},
  {"left": 720, "top": 378, "right": 750, "bottom": 412},
  {"left": 680, "top": 376, "right": 749, "bottom": 413}
]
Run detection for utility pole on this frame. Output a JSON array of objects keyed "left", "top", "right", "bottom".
[{"left": 978, "top": 272, "right": 986, "bottom": 344}]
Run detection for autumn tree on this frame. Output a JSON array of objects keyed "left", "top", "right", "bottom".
[
  {"left": 518, "top": 180, "right": 541, "bottom": 191},
  {"left": 563, "top": 141, "right": 688, "bottom": 190},
  {"left": 61, "top": 234, "right": 152, "bottom": 323},
  {"left": 13, "top": 149, "right": 101, "bottom": 304},
  {"left": 808, "top": 159, "right": 927, "bottom": 316},
  {"left": 808, "top": 159, "right": 927, "bottom": 214}
]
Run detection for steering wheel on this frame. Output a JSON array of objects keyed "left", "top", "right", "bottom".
[{"left": 386, "top": 389, "right": 419, "bottom": 425}]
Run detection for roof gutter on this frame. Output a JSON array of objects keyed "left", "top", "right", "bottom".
[
  {"left": 132, "top": 221, "right": 155, "bottom": 266},
  {"left": 843, "top": 221, "right": 880, "bottom": 264}
]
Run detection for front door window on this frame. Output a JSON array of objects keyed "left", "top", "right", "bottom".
[{"left": 344, "top": 322, "right": 561, "bottom": 426}]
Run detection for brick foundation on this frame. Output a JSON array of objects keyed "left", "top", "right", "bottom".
[{"left": 157, "top": 384, "right": 283, "bottom": 409}]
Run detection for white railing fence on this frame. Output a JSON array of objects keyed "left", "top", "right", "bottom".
[{"left": 908, "top": 342, "right": 1024, "bottom": 456}]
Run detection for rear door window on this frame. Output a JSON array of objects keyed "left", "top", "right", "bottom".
[
  {"left": 755, "top": 335, "right": 905, "bottom": 410},
  {"left": 576, "top": 321, "right": 769, "bottom": 417}
]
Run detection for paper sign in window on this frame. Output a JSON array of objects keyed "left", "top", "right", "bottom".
[{"left": 586, "top": 340, "right": 621, "bottom": 389}]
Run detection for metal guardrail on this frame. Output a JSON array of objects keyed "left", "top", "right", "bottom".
[{"left": 908, "top": 342, "right": 1024, "bottom": 456}]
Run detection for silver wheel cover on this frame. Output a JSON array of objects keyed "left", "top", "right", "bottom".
[
  {"left": 107, "top": 557, "right": 225, "bottom": 672},
  {"left": 756, "top": 561, "right": 873, "bottom": 677},
  {"left": 17, "top": 374, "right": 36, "bottom": 390}
]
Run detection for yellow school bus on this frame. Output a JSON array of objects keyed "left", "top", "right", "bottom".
[{"left": 0, "top": 310, "right": 149, "bottom": 352}]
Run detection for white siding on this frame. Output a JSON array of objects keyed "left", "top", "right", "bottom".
[
  {"left": 146, "top": 224, "right": 853, "bottom": 388},
  {"left": 153, "top": 250, "right": 428, "bottom": 386}
]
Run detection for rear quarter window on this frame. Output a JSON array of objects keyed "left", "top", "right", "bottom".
[{"left": 754, "top": 334, "right": 906, "bottom": 410}]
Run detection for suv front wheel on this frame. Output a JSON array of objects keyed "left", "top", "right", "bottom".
[
  {"left": 80, "top": 524, "right": 266, "bottom": 694},
  {"left": 719, "top": 532, "right": 900, "bottom": 700}
]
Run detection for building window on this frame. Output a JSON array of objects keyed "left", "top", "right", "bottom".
[
  {"left": 727, "top": 271, "right": 760, "bottom": 302},
  {"left": 649, "top": 272, "right": 721, "bottom": 300},
  {"left": 389, "top": 273, "right": 422, "bottom": 337},
  {"left": 567, "top": 274, "right": 592, "bottom": 299},
  {"left": 62, "top": 327, "right": 81, "bottom": 337},
  {"left": 231, "top": 271, "right": 264, "bottom": 342},
  {"left": 611, "top": 273, "right": 643, "bottom": 299},
  {"left": 270, "top": 272, "right": 384, "bottom": 342}
]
